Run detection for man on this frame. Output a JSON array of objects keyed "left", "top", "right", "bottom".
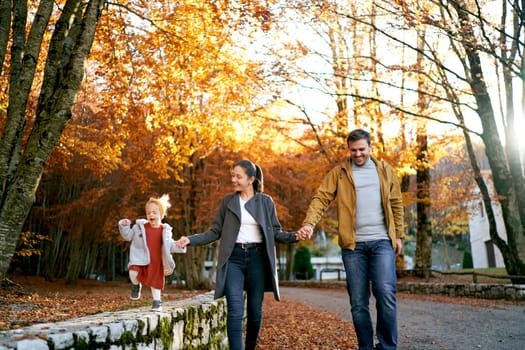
[{"left": 298, "top": 129, "right": 404, "bottom": 350}]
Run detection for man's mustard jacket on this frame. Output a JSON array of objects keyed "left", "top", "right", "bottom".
[{"left": 303, "top": 156, "right": 405, "bottom": 250}]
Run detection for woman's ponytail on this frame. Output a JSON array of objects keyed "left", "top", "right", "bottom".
[{"left": 235, "top": 160, "right": 264, "bottom": 193}]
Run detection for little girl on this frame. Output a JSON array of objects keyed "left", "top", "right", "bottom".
[{"left": 118, "top": 194, "right": 186, "bottom": 311}]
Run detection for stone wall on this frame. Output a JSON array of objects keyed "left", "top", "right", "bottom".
[
  {"left": 281, "top": 280, "right": 525, "bottom": 301},
  {"left": 396, "top": 282, "right": 525, "bottom": 300},
  {"left": 0, "top": 292, "right": 227, "bottom": 350}
]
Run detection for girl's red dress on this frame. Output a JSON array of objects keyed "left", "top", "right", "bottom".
[{"left": 129, "top": 223, "right": 164, "bottom": 290}]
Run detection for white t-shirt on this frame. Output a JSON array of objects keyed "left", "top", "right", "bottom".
[{"left": 236, "top": 196, "right": 263, "bottom": 243}]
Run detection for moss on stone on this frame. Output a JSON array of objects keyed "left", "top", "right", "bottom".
[
  {"left": 71, "top": 336, "right": 89, "bottom": 350},
  {"left": 157, "top": 316, "right": 174, "bottom": 350},
  {"left": 185, "top": 307, "right": 196, "bottom": 336},
  {"left": 120, "top": 330, "right": 135, "bottom": 347}
]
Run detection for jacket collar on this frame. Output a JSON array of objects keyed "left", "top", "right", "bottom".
[
  {"left": 135, "top": 218, "right": 170, "bottom": 232},
  {"left": 343, "top": 155, "right": 383, "bottom": 171}
]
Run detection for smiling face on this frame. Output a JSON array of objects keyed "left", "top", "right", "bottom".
[
  {"left": 145, "top": 202, "right": 162, "bottom": 228},
  {"left": 231, "top": 165, "right": 254, "bottom": 195},
  {"left": 348, "top": 138, "right": 371, "bottom": 166}
]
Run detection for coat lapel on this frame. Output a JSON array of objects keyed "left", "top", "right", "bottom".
[
  {"left": 245, "top": 194, "right": 266, "bottom": 236},
  {"left": 226, "top": 193, "right": 242, "bottom": 221},
  {"left": 245, "top": 195, "right": 258, "bottom": 220}
]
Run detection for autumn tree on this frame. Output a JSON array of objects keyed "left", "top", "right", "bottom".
[
  {"left": 378, "top": 0, "right": 525, "bottom": 281},
  {"left": 261, "top": 0, "right": 431, "bottom": 260},
  {"left": 0, "top": 0, "right": 107, "bottom": 280},
  {"left": 1, "top": 0, "right": 296, "bottom": 283},
  {"left": 28, "top": 95, "right": 126, "bottom": 282},
  {"left": 430, "top": 137, "right": 476, "bottom": 268},
  {"left": 256, "top": 0, "right": 525, "bottom": 283},
  {"left": 310, "top": 0, "right": 525, "bottom": 280}
]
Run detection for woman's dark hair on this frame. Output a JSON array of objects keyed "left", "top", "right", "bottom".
[
  {"left": 235, "top": 160, "right": 264, "bottom": 193},
  {"left": 346, "top": 129, "right": 371, "bottom": 146}
]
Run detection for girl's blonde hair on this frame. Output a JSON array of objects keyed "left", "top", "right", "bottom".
[{"left": 146, "top": 194, "right": 171, "bottom": 218}]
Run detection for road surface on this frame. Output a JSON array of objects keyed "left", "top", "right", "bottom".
[{"left": 280, "top": 286, "right": 525, "bottom": 350}]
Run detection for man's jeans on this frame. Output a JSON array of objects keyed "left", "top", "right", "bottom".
[
  {"left": 224, "top": 245, "right": 266, "bottom": 350},
  {"left": 342, "top": 240, "right": 398, "bottom": 350}
]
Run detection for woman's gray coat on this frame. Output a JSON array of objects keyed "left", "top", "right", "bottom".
[{"left": 187, "top": 192, "right": 297, "bottom": 301}]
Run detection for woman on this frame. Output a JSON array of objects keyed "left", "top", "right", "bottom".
[{"left": 176, "top": 160, "right": 304, "bottom": 350}]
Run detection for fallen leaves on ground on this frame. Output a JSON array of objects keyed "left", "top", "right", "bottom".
[
  {"left": 258, "top": 297, "right": 358, "bottom": 349},
  {"left": 0, "top": 275, "right": 203, "bottom": 330}
]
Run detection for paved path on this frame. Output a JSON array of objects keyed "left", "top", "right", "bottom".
[{"left": 280, "top": 286, "right": 525, "bottom": 350}]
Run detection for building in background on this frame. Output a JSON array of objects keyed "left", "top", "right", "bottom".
[{"left": 468, "top": 171, "right": 506, "bottom": 268}]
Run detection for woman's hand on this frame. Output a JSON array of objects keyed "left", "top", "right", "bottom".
[{"left": 296, "top": 225, "right": 313, "bottom": 240}]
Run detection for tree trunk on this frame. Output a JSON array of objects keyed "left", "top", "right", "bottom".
[
  {"left": 414, "top": 29, "right": 433, "bottom": 278},
  {"left": 175, "top": 156, "right": 216, "bottom": 290},
  {"left": 65, "top": 238, "right": 85, "bottom": 284},
  {"left": 451, "top": 2, "right": 525, "bottom": 283},
  {"left": 0, "top": 0, "right": 106, "bottom": 279},
  {"left": 0, "top": 0, "right": 10, "bottom": 72},
  {"left": 40, "top": 227, "right": 67, "bottom": 281},
  {"left": 414, "top": 143, "right": 432, "bottom": 277}
]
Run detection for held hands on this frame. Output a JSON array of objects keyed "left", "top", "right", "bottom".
[
  {"left": 175, "top": 236, "right": 190, "bottom": 248},
  {"left": 296, "top": 225, "right": 314, "bottom": 241}
]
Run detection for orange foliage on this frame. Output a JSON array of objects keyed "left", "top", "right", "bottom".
[{"left": 12, "top": 0, "right": 478, "bottom": 283}]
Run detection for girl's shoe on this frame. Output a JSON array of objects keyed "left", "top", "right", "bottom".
[
  {"left": 151, "top": 300, "right": 162, "bottom": 311},
  {"left": 130, "top": 283, "right": 141, "bottom": 300}
]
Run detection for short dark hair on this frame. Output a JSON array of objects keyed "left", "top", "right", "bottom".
[{"left": 346, "top": 129, "right": 371, "bottom": 146}]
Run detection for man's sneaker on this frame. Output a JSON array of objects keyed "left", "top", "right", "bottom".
[
  {"left": 151, "top": 300, "right": 162, "bottom": 311},
  {"left": 130, "top": 283, "right": 141, "bottom": 300}
]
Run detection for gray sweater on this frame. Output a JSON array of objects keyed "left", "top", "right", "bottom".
[{"left": 352, "top": 159, "right": 389, "bottom": 242}]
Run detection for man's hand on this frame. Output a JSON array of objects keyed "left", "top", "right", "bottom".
[
  {"left": 297, "top": 225, "right": 314, "bottom": 240},
  {"left": 395, "top": 238, "right": 403, "bottom": 255}
]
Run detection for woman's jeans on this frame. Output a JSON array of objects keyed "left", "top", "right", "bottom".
[
  {"left": 224, "top": 245, "right": 266, "bottom": 350},
  {"left": 342, "top": 240, "right": 398, "bottom": 350}
]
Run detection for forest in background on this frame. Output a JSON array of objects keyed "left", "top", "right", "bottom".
[{"left": 1, "top": 0, "right": 524, "bottom": 287}]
